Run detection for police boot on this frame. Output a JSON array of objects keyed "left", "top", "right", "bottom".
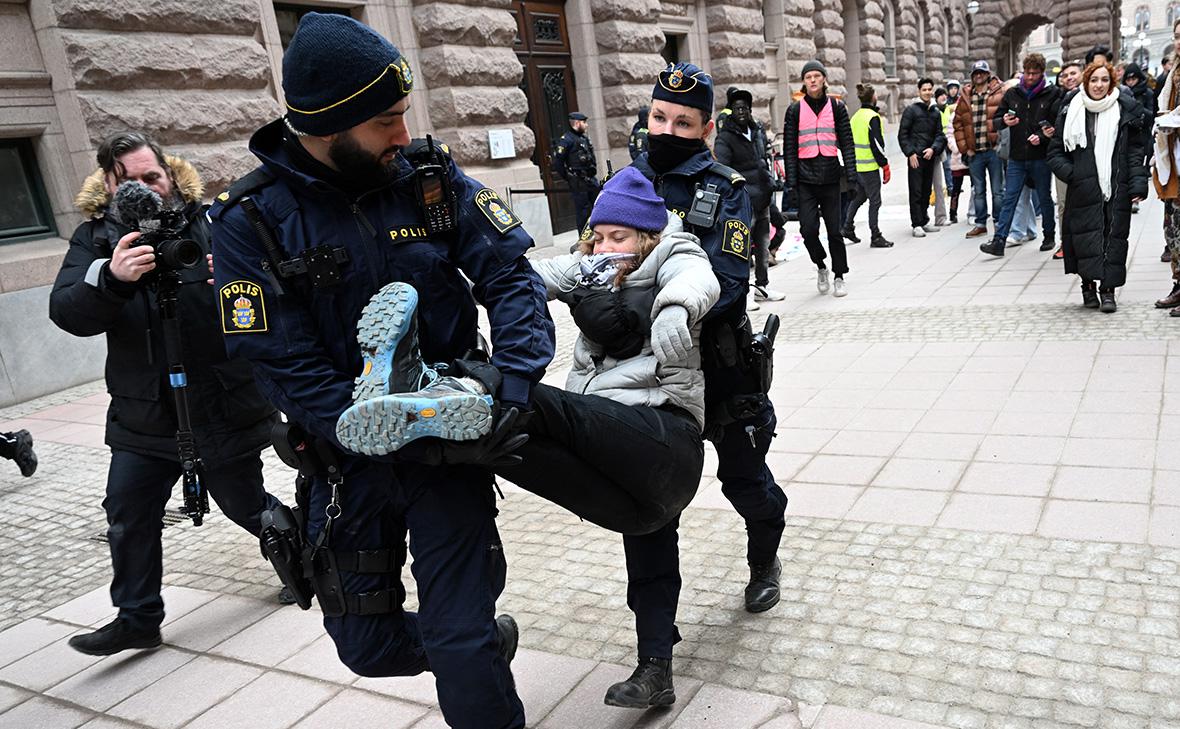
[
  {"left": 336, "top": 376, "right": 494, "bottom": 456},
  {"left": 496, "top": 614, "right": 519, "bottom": 665},
  {"left": 0, "top": 429, "right": 37, "bottom": 477},
  {"left": 604, "top": 657, "right": 675, "bottom": 708},
  {"left": 745, "top": 557, "right": 782, "bottom": 613},
  {"left": 68, "top": 618, "right": 161, "bottom": 656},
  {"left": 351, "top": 282, "right": 437, "bottom": 403}
]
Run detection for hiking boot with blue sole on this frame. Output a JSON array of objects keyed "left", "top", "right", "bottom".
[
  {"left": 352, "top": 282, "right": 434, "bottom": 404},
  {"left": 336, "top": 376, "right": 495, "bottom": 456}
]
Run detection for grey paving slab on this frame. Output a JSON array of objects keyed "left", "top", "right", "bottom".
[
  {"left": 1051, "top": 466, "right": 1154, "bottom": 503},
  {"left": 75, "top": 718, "right": 142, "bottom": 729},
  {"left": 164, "top": 594, "right": 278, "bottom": 653},
  {"left": 208, "top": 601, "right": 323, "bottom": 667},
  {"left": 871, "top": 458, "right": 966, "bottom": 492},
  {"left": 185, "top": 670, "right": 341, "bottom": 729},
  {"left": 0, "top": 685, "right": 30, "bottom": 714},
  {"left": 508, "top": 648, "right": 598, "bottom": 722},
  {"left": 0, "top": 631, "right": 104, "bottom": 691},
  {"left": 1038, "top": 500, "right": 1151, "bottom": 543},
  {"left": 158, "top": 586, "right": 222, "bottom": 626},
  {"left": 353, "top": 670, "right": 438, "bottom": 707},
  {"left": 537, "top": 662, "right": 702, "bottom": 729},
  {"left": 0, "top": 696, "right": 92, "bottom": 729},
  {"left": 46, "top": 647, "right": 194, "bottom": 711},
  {"left": 0, "top": 619, "right": 76, "bottom": 670},
  {"left": 275, "top": 633, "right": 358, "bottom": 685},
  {"left": 958, "top": 462, "right": 1056, "bottom": 497},
  {"left": 291, "top": 689, "right": 429, "bottom": 729},
  {"left": 668, "top": 683, "right": 789, "bottom": 728},
  {"left": 40, "top": 586, "right": 115, "bottom": 629},
  {"left": 107, "top": 656, "right": 262, "bottom": 729}
]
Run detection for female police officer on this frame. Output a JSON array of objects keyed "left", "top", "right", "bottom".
[{"left": 208, "top": 14, "right": 554, "bottom": 729}]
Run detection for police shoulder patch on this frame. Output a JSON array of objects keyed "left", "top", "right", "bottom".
[
  {"left": 722, "top": 219, "right": 750, "bottom": 260},
  {"left": 578, "top": 224, "right": 594, "bottom": 243},
  {"left": 474, "top": 188, "right": 522, "bottom": 234},
  {"left": 219, "top": 280, "right": 268, "bottom": 334}
]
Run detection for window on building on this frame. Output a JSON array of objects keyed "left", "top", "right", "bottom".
[
  {"left": 661, "top": 33, "right": 682, "bottom": 65},
  {"left": 0, "top": 139, "right": 55, "bottom": 243},
  {"left": 1136, "top": 5, "right": 1151, "bottom": 32},
  {"left": 274, "top": 3, "right": 356, "bottom": 50},
  {"left": 884, "top": 0, "right": 897, "bottom": 77}
]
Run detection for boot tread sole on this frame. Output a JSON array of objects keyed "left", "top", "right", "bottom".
[
  {"left": 353, "top": 283, "right": 420, "bottom": 403},
  {"left": 337, "top": 393, "right": 493, "bottom": 456}
]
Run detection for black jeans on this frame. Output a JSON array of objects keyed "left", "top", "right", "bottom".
[
  {"left": 797, "top": 182, "right": 848, "bottom": 276},
  {"left": 104, "top": 448, "right": 277, "bottom": 631},
  {"left": 497, "top": 383, "right": 705, "bottom": 536},
  {"left": 752, "top": 206, "right": 771, "bottom": 287},
  {"left": 908, "top": 159, "right": 936, "bottom": 227}
]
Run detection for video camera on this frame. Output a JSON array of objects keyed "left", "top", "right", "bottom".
[{"left": 112, "top": 181, "right": 203, "bottom": 273}]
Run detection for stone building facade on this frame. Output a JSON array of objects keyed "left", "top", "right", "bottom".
[{"left": 0, "top": 0, "right": 1115, "bottom": 404}]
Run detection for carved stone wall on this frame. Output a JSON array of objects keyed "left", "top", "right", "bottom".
[
  {"left": 590, "top": 0, "right": 666, "bottom": 150},
  {"left": 34, "top": 0, "right": 276, "bottom": 197},
  {"left": 812, "top": 0, "right": 848, "bottom": 95},
  {"left": 706, "top": 0, "right": 772, "bottom": 114},
  {"left": 969, "top": 0, "right": 1122, "bottom": 74}
]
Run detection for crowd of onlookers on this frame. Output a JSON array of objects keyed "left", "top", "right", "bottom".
[{"left": 679, "top": 32, "right": 1180, "bottom": 315}]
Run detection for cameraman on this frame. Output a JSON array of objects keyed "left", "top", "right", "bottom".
[{"left": 49, "top": 132, "right": 283, "bottom": 656}]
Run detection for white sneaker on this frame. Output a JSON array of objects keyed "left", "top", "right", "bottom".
[
  {"left": 1007, "top": 236, "right": 1023, "bottom": 247},
  {"left": 833, "top": 278, "right": 847, "bottom": 297},
  {"left": 747, "top": 298, "right": 761, "bottom": 311},
  {"left": 753, "top": 285, "right": 786, "bottom": 302},
  {"left": 913, "top": 226, "right": 926, "bottom": 238},
  {"left": 1018, "top": 233, "right": 1037, "bottom": 242},
  {"left": 922, "top": 224, "right": 938, "bottom": 233},
  {"left": 816, "top": 269, "right": 831, "bottom": 294}
]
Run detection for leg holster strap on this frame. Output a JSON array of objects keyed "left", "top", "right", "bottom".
[{"left": 344, "top": 586, "right": 407, "bottom": 616}]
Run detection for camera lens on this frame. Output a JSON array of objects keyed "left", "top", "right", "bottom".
[{"left": 156, "top": 238, "right": 203, "bottom": 270}]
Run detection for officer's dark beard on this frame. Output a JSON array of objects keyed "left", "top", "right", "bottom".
[
  {"left": 646, "top": 133, "right": 707, "bottom": 174},
  {"left": 328, "top": 133, "right": 400, "bottom": 189}
]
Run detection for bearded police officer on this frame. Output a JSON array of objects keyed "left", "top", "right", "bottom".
[
  {"left": 208, "top": 14, "right": 554, "bottom": 729},
  {"left": 606, "top": 63, "right": 788, "bottom": 709},
  {"left": 552, "top": 111, "right": 600, "bottom": 231}
]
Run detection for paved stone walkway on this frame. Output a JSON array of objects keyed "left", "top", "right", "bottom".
[{"left": 1, "top": 181, "right": 1178, "bottom": 728}]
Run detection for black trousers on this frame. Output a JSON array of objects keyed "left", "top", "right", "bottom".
[
  {"left": 497, "top": 383, "right": 705, "bottom": 536},
  {"left": 624, "top": 396, "right": 786, "bottom": 659},
  {"left": 104, "top": 448, "right": 277, "bottom": 631},
  {"left": 569, "top": 181, "right": 601, "bottom": 233},
  {"left": 797, "top": 182, "right": 848, "bottom": 276},
  {"left": 908, "top": 159, "right": 936, "bottom": 227}
]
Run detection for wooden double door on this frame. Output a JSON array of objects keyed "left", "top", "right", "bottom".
[{"left": 512, "top": 1, "right": 579, "bottom": 234}]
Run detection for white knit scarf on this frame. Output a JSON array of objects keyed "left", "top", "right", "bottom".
[{"left": 1063, "top": 87, "right": 1120, "bottom": 201}]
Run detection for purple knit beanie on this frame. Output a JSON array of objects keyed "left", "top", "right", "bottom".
[{"left": 587, "top": 166, "right": 667, "bottom": 232}]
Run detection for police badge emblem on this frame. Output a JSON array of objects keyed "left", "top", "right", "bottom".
[
  {"left": 668, "top": 69, "right": 685, "bottom": 89},
  {"left": 474, "top": 188, "right": 522, "bottom": 233},
  {"left": 219, "top": 280, "right": 268, "bottom": 334},
  {"left": 722, "top": 219, "right": 750, "bottom": 260},
  {"left": 395, "top": 57, "right": 414, "bottom": 94}
]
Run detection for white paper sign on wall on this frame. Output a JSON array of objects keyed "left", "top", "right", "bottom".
[{"left": 488, "top": 129, "right": 515, "bottom": 160}]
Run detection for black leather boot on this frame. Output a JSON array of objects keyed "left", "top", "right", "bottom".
[
  {"left": 1099, "top": 289, "right": 1117, "bottom": 313},
  {"left": 495, "top": 613, "right": 519, "bottom": 665},
  {"left": 1081, "top": 280, "right": 1099, "bottom": 309},
  {"left": 840, "top": 225, "right": 860, "bottom": 243},
  {"left": 68, "top": 618, "right": 162, "bottom": 656},
  {"left": 0, "top": 429, "right": 36, "bottom": 477},
  {"left": 604, "top": 657, "right": 675, "bottom": 708},
  {"left": 745, "top": 557, "right": 782, "bottom": 613}
]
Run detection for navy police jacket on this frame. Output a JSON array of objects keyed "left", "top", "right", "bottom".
[
  {"left": 630, "top": 149, "right": 752, "bottom": 320},
  {"left": 209, "top": 119, "right": 555, "bottom": 449}
]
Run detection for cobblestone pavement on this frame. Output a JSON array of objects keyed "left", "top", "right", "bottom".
[{"left": 1, "top": 185, "right": 1179, "bottom": 728}]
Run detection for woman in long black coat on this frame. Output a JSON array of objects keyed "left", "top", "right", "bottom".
[{"left": 1047, "top": 61, "right": 1148, "bottom": 313}]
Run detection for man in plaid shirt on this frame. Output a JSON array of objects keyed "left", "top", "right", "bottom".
[{"left": 952, "top": 60, "right": 1006, "bottom": 238}]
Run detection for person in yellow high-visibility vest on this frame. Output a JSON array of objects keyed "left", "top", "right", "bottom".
[{"left": 843, "top": 83, "right": 893, "bottom": 247}]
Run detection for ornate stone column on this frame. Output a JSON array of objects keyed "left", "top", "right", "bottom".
[
  {"left": 589, "top": 0, "right": 666, "bottom": 154},
  {"left": 705, "top": 0, "right": 773, "bottom": 113},
  {"left": 812, "top": 0, "right": 848, "bottom": 95}
]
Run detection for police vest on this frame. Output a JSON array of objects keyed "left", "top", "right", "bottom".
[
  {"left": 798, "top": 98, "right": 838, "bottom": 159},
  {"left": 850, "top": 107, "right": 881, "bottom": 172}
]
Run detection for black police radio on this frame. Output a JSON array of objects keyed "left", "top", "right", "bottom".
[{"left": 414, "top": 134, "right": 458, "bottom": 234}]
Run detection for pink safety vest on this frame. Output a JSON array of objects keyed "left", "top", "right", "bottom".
[{"left": 798, "top": 98, "right": 838, "bottom": 159}]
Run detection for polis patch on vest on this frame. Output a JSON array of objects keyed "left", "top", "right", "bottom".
[
  {"left": 722, "top": 219, "right": 750, "bottom": 260},
  {"left": 474, "top": 188, "right": 522, "bottom": 234},
  {"left": 388, "top": 226, "right": 429, "bottom": 243},
  {"left": 219, "top": 280, "right": 268, "bottom": 334}
]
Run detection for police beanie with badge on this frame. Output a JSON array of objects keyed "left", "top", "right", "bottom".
[
  {"left": 587, "top": 166, "right": 668, "bottom": 233},
  {"left": 653, "top": 62, "right": 714, "bottom": 114},
  {"left": 282, "top": 12, "right": 414, "bottom": 136}
]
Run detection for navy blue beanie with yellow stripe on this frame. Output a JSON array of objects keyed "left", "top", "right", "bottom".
[{"left": 282, "top": 12, "right": 414, "bottom": 136}]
